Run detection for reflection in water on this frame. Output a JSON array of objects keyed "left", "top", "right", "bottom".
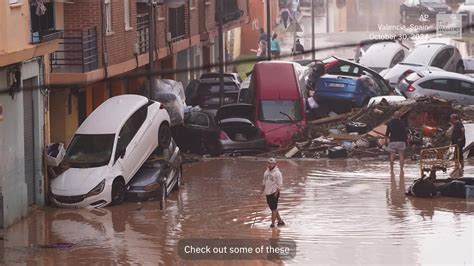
[{"left": 1, "top": 159, "right": 473, "bottom": 265}]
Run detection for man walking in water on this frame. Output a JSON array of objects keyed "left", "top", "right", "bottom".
[
  {"left": 386, "top": 111, "right": 408, "bottom": 174},
  {"left": 261, "top": 158, "right": 285, "bottom": 228}
]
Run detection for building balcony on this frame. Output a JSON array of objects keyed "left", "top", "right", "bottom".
[
  {"left": 215, "top": 0, "right": 243, "bottom": 24},
  {"left": 50, "top": 27, "right": 99, "bottom": 73}
]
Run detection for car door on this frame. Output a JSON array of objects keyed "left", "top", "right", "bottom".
[
  {"left": 455, "top": 79, "right": 474, "bottom": 105},
  {"left": 419, "top": 78, "right": 456, "bottom": 101},
  {"left": 184, "top": 112, "right": 216, "bottom": 154},
  {"left": 114, "top": 106, "right": 148, "bottom": 182}
]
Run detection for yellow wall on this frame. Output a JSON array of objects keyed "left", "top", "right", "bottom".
[{"left": 49, "top": 89, "right": 79, "bottom": 145}]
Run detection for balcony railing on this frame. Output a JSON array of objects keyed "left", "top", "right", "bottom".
[
  {"left": 50, "top": 27, "right": 99, "bottom": 73},
  {"left": 215, "top": 0, "right": 243, "bottom": 24},
  {"left": 137, "top": 14, "right": 150, "bottom": 55}
]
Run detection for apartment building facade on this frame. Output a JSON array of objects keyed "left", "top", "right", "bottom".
[
  {"left": 0, "top": 0, "right": 63, "bottom": 228},
  {"left": 49, "top": 0, "right": 250, "bottom": 146}
]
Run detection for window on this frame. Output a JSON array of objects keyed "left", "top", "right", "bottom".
[
  {"left": 390, "top": 50, "right": 406, "bottom": 68},
  {"left": 185, "top": 112, "right": 210, "bottom": 127},
  {"left": 115, "top": 105, "right": 148, "bottom": 161},
  {"left": 124, "top": 0, "right": 130, "bottom": 29},
  {"left": 425, "top": 79, "right": 449, "bottom": 92},
  {"left": 458, "top": 81, "right": 474, "bottom": 96},
  {"left": 105, "top": 0, "right": 112, "bottom": 33},
  {"left": 258, "top": 100, "right": 303, "bottom": 123},
  {"left": 431, "top": 49, "right": 454, "bottom": 68},
  {"left": 169, "top": 6, "right": 185, "bottom": 40}
]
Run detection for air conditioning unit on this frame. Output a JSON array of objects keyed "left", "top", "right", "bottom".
[{"left": 133, "top": 43, "right": 139, "bottom": 54}]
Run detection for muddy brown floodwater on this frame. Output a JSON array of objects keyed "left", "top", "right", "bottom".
[{"left": 1, "top": 158, "right": 473, "bottom": 265}]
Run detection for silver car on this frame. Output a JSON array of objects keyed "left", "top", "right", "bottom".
[
  {"left": 359, "top": 42, "right": 409, "bottom": 73},
  {"left": 382, "top": 43, "right": 464, "bottom": 86},
  {"left": 397, "top": 70, "right": 474, "bottom": 105}
]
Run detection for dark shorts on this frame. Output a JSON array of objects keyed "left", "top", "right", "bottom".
[{"left": 266, "top": 192, "right": 279, "bottom": 211}]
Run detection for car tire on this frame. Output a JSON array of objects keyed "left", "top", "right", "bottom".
[
  {"left": 111, "top": 179, "right": 126, "bottom": 205},
  {"left": 457, "top": 62, "right": 465, "bottom": 74},
  {"left": 158, "top": 123, "right": 171, "bottom": 149},
  {"left": 346, "top": 121, "right": 369, "bottom": 134},
  {"left": 173, "top": 165, "right": 182, "bottom": 191}
]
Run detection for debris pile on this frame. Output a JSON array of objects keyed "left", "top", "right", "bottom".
[{"left": 271, "top": 97, "right": 459, "bottom": 159}]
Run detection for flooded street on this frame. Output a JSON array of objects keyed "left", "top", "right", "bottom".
[{"left": 1, "top": 159, "right": 473, "bottom": 265}]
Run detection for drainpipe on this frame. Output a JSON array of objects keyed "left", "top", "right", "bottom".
[{"left": 99, "top": 0, "right": 109, "bottom": 78}]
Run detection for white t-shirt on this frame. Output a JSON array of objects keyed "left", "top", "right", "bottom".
[{"left": 262, "top": 167, "right": 283, "bottom": 195}]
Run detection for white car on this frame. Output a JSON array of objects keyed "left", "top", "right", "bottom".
[
  {"left": 458, "top": 0, "right": 474, "bottom": 14},
  {"left": 359, "top": 42, "right": 409, "bottom": 73},
  {"left": 382, "top": 43, "right": 464, "bottom": 86},
  {"left": 397, "top": 70, "right": 474, "bottom": 105},
  {"left": 50, "top": 95, "right": 171, "bottom": 208}
]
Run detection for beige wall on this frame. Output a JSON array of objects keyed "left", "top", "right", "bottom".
[
  {"left": 4, "top": 2, "right": 31, "bottom": 53},
  {"left": 49, "top": 89, "right": 78, "bottom": 145},
  {"left": 1, "top": 2, "right": 63, "bottom": 56}
]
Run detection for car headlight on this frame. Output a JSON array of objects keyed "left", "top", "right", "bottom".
[{"left": 86, "top": 179, "right": 105, "bottom": 197}]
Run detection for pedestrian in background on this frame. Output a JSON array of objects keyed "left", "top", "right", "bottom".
[
  {"left": 259, "top": 28, "right": 267, "bottom": 43},
  {"left": 449, "top": 113, "right": 466, "bottom": 169},
  {"left": 385, "top": 111, "right": 408, "bottom": 174},
  {"left": 270, "top": 33, "right": 281, "bottom": 59},
  {"left": 261, "top": 158, "right": 285, "bottom": 228},
  {"left": 291, "top": 39, "right": 305, "bottom": 57},
  {"left": 280, "top": 7, "right": 290, "bottom": 29},
  {"left": 251, "top": 40, "right": 267, "bottom": 61}
]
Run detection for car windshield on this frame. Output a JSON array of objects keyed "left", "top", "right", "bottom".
[
  {"left": 64, "top": 134, "right": 115, "bottom": 168},
  {"left": 258, "top": 100, "right": 303, "bottom": 123},
  {"left": 197, "top": 83, "right": 239, "bottom": 96},
  {"left": 403, "top": 45, "right": 441, "bottom": 65}
]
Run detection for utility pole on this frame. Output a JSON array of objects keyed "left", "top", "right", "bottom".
[
  {"left": 266, "top": 0, "right": 271, "bottom": 60},
  {"left": 311, "top": 0, "right": 315, "bottom": 60},
  {"left": 326, "top": 0, "right": 329, "bottom": 33},
  {"left": 148, "top": 0, "right": 156, "bottom": 100},
  {"left": 218, "top": 0, "right": 225, "bottom": 107}
]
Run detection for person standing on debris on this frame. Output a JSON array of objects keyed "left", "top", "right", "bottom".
[
  {"left": 385, "top": 111, "right": 408, "bottom": 174},
  {"left": 270, "top": 33, "right": 281, "bottom": 59},
  {"left": 261, "top": 158, "right": 285, "bottom": 228},
  {"left": 449, "top": 113, "right": 466, "bottom": 169}
]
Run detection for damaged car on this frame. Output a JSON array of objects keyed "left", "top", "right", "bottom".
[
  {"left": 50, "top": 95, "right": 171, "bottom": 208},
  {"left": 126, "top": 139, "right": 182, "bottom": 202},
  {"left": 174, "top": 104, "right": 267, "bottom": 156}
]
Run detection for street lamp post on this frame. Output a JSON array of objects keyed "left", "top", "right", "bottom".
[
  {"left": 218, "top": 0, "right": 225, "bottom": 107},
  {"left": 148, "top": 0, "right": 156, "bottom": 100},
  {"left": 311, "top": 0, "right": 315, "bottom": 60},
  {"left": 266, "top": 0, "right": 271, "bottom": 60}
]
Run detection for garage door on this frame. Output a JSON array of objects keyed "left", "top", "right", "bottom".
[{"left": 23, "top": 78, "right": 35, "bottom": 206}]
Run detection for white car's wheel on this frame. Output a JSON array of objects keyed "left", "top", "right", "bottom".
[
  {"left": 111, "top": 178, "right": 125, "bottom": 205},
  {"left": 158, "top": 123, "right": 171, "bottom": 149}
]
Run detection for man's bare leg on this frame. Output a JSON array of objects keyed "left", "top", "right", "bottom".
[
  {"left": 271, "top": 211, "right": 277, "bottom": 226},
  {"left": 275, "top": 211, "right": 283, "bottom": 223},
  {"left": 399, "top": 152, "right": 405, "bottom": 174},
  {"left": 390, "top": 152, "right": 395, "bottom": 173}
]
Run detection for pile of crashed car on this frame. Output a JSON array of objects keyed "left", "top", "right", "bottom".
[{"left": 45, "top": 38, "right": 474, "bottom": 208}]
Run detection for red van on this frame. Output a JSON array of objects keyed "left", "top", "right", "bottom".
[{"left": 249, "top": 61, "right": 306, "bottom": 147}]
